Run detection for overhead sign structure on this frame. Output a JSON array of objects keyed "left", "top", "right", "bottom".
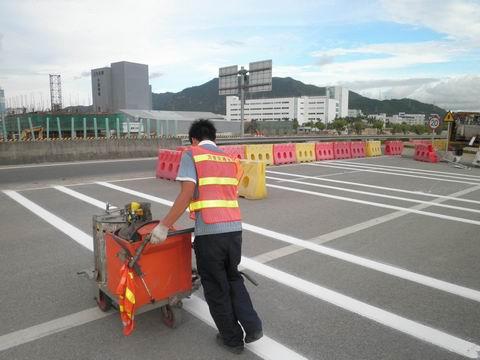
[
  {"left": 444, "top": 111, "right": 455, "bottom": 122},
  {"left": 428, "top": 115, "right": 440, "bottom": 130},
  {"left": 218, "top": 60, "right": 273, "bottom": 136}
]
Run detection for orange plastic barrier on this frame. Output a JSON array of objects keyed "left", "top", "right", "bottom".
[
  {"left": 315, "top": 142, "right": 335, "bottom": 161},
  {"left": 219, "top": 145, "right": 246, "bottom": 159},
  {"left": 414, "top": 144, "right": 439, "bottom": 163},
  {"left": 176, "top": 146, "right": 190, "bottom": 152},
  {"left": 333, "top": 142, "right": 352, "bottom": 159},
  {"left": 273, "top": 143, "right": 296, "bottom": 165},
  {"left": 105, "top": 222, "right": 192, "bottom": 309},
  {"left": 350, "top": 142, "right": 366, "bottom": 158},
  {"left": 156, "top": 149, "right": 182, "bottom": 180},
  {"left": 384, "top": 141, "right": 404, "bottom": 155}
]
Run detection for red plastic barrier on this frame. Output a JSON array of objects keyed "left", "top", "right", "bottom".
[
  {"left": 273, "top": 143, "right": 296, "bottom": 165},
  {"left": 315, "top": 142, "right": 335, "bottom": 161},
  {"left": 414, "top": 144, "right": 439, "bottom": 163},
  {"left": 219, "top": 145, "right": 246, "bottom": 159},
  {"left": 333, "top": 142, "right": 352, "bottom": 159},
  {"left": 156, "top": 149, "right": 182, "bottom": 180},
  {"left": 384, "top": 141, "right": 404, "bottom": 155},
  {"left": 350, "top": 142, "right": 366, "bottom": 158}
]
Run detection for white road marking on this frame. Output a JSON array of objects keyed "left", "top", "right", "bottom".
[
  {"left": 92, "top": 183, "right": 480, "bottom": 302},
  {"left": 267, "top": 183, "right": 480, "bottom": 226},
  {"left": 5, "top": 188, "right": 480, "bottom": 358},
  {"left": 53, "top": 186, "right": 117, "bottom": 210},
  {"left": 266, "top": 170, "right": 480, "bottom": 205},
  {"left": 266, "top": 176, "right": 480, "bottom": 214},
  {"left": 0, "top": 308, "right": 111, "bottom": 352},
  {"left": 307, "top": 163, "right": 480, "bottom": 185},
  {"left": 2, "top": 190, "right": 93, "bottom": 251},
  {"left": 241, "top": 257, "right": 480, "bottom": 359},
  {"left": 329, "top": 161, "right": 480, "bottom": 182},
  {"left": 0, "top": 157, "right": 157, "bottom": 170},
  {"left": 335, "top": 160, "right": 480, "bottom": 180}
]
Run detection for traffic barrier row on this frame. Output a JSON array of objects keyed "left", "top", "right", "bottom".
[
  {"left": 432, "top": 139, "right": 447, "bottom": 151},
  {"left": 238, "top": 160, "right": 267, "bottom": 199},
  {"left": 365, "top": 141, "right": 382, "bottom": 157},
  {"left": 273, "top": 143, "right": 296, "bottom": 165},
  {"left": 245, "top": 144, "right": 274, "bottom": 165},
  {"left": 350, "top": 141, "right": 366, "bottom": 158},
  {"left": 219, "top": 145, "right": 246, "bottom": 159},
  {"left": 296, "top": 143, "right": 316, "bottom": 163},
  {"left": 315, "top": 142, "right": 335, "bottom": 160},
  {"left": 156, "top": 149, "right": 182, "bottom": 180},
  {"left": 414, "top": 144, "right": 439, "bottom": 163},
  {"left": 384, "top": 141, "right": 404, "bottom": 155}
]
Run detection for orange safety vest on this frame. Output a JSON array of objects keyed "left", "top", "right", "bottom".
[
  {"left": 189, "top": 146, "right": 243, "bottom": 224},
  {"left": 116, "top": 263, "right": 136, "bottom": 336}
]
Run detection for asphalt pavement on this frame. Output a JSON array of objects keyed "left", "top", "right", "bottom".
[{"left": 1, "top": 155, "right": 480, "bottom": 360}]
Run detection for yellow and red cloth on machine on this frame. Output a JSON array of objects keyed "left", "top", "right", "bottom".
[{"left": 116, "top": 263, "right": 136, "bottom": 336}]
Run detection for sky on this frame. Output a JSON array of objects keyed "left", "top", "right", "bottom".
[{"left": 0, "top": 0, "right": 479, "bottom": 111}]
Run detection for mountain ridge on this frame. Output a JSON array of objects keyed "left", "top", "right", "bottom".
[{"left": 152, "top": 77, "right": 446, "bottom": 117}]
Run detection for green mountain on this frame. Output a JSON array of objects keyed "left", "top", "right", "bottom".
[{"left": 152, "top": 77, "right": 446, "bottom": 116}]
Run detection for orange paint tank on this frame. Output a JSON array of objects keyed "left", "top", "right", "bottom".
[{"left": 105, "top": 221, "right": 192, "bottom": 308}]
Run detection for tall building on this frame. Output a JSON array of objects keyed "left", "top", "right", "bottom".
[
  {"left": 91, "top": 61, "right": 151, "bottom": 112},
  {"left": 327, "top": 86, "right": 349, "bottom": 118},
  {"left": 0, "top": 88, "right": 5, "bottom": 114},
  {"left": 226, "top": 95, "right": 341, "bottom": 124}
]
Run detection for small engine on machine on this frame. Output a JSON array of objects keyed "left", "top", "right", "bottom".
[{"left": 117, "top": 202, "right": 153, "bottom": 242}]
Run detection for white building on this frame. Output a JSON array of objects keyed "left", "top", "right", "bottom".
[
  {"left": 226, "top": 92, "right": 346, "bottom": 125},
  {"left": 388, "top": 112, "right": 426, "bottom": 125},
  {"left": 327, "top": 86, "right": 349, "bottom": 118},
  {"left": 0, "top": 88, "right": 5, "bottom": 114},
  {"left": 348, "top": 109, "right": 363, "bottom": 117}
]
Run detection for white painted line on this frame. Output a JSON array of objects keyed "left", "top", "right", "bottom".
[
  {"left": 307, "top": 163, "right": 480, "bottom": 185},
  {"left": 329, "top": 161, "right": 480, "bottom": 182},
  {"left": 9, "top": 185, "right": 480, "bottom": 358},
  {"left": 2, "top": 190, "right": 93, "bottom": 251},
  {"left": 266, "top": 176, "right": 480, "bottom": 214},
  {"left": 0, "top": 307, "right": 111, "bottom": 352},
  {"left": 266, "top": 170, "right": 480, "bottom": 205},
  {"left": 53, "top": 186, "right": 117, "bottom": 210},
  {"left": 241, "top": 257, "right": 480, "bottom": 359},
  {"left": 253, "top": 184, "right": 480, "bottom": 265},
  {"left": 267, "top": 183, "right": 480, "bottom": 226},
  {"left": 0, "top": 157, "right": 156, "bottom": 170},
  {"left": 92, "top": 182, "right": 480, "bottom": 303},
  {"left": 184, "top": 295, "right": 307, "bottom": 360},
  {"left": 335, "top": 160, "right": 480, "bottom": 180}
]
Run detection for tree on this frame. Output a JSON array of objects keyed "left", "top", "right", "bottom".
[
  {"left": 352, "top": 121, "right": 366, "bottom": 135},
  {"left": 315, "top": 120, "right": 326, "bottom": 130},
  {"left": 372, "top": 120, "right": 384, "bottom": 134},
  {"left": 390, "top": 123, "right": 403, "bottom": 134},
  {"left": 292, "top": 119, "right": 299, "bottom": 132},
  {"left": 330, "top": 119, "right": 348, "bottom": 134}
]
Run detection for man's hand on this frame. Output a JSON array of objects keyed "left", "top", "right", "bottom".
[{"left": 150, "top": 223, "right": 169, "bottom": 244}]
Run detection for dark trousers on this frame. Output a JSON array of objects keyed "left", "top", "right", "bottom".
[{"left": 194, "top": 231, "right": 262, "bottom": 346}]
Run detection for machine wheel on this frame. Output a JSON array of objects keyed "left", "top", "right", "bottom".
[
  {"left": 96, "top": 290, "right": 112, "bottom": 312},
  {"left": 160, "top": 304, "right": 182, "bottom": 328}
]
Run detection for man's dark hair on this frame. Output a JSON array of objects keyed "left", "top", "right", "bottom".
[{"left": 188, "top": 119, "right": 217, "bottom": 144}]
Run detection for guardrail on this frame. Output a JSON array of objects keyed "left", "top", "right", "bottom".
[{"left": 181, "top": 134, "right": 447, "bottom": 146}]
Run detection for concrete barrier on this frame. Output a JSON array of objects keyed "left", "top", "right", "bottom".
[{"left": 0, "top": 138, "right": 182, "bottom": 165}]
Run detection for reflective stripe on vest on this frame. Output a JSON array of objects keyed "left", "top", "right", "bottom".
[
  {"left": 189, "top": 199, "right": 239, "bottom": 211},
  {"left": 198, "top": 177, "right": 239, "bottom": 186},
  {"left": 193, "top": 153, "right": 236, "bottom": 163}
]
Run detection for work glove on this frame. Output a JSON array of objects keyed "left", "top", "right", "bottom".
[{"left": 150, "top": 223, "right": 169, "bottom": 244}]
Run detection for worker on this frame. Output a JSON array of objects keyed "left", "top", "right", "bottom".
[{"left": 151, "top": 119, "right": 262, "bottom": 354}]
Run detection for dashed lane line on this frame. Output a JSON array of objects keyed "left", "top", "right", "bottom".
[{"left": 5, "top": 189, "right": 480, "bottom": 358}]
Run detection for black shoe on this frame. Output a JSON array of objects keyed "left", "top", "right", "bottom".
[
  {"left": 216, "top": 334, "right": 244, "bottom": 354},
  {"left": 245, "top": 329, "right": 263, "bottom": 343}
]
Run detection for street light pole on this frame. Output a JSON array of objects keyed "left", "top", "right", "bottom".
[{"left": 239, "top": 66, "right": 248, "bottom": 137}]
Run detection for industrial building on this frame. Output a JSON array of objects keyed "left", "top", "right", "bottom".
[
  {"left": 91, "top": 61, "right": 152, "bottom": 113},
  {"left": 0, "top": 88, "right": 5, "bottom": 114},
  {"left": 368, "top": 112, "right": 426, "bottom": 125},
  {"left": 226, "top": 87, "right": 349, "bottom": 125}
]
